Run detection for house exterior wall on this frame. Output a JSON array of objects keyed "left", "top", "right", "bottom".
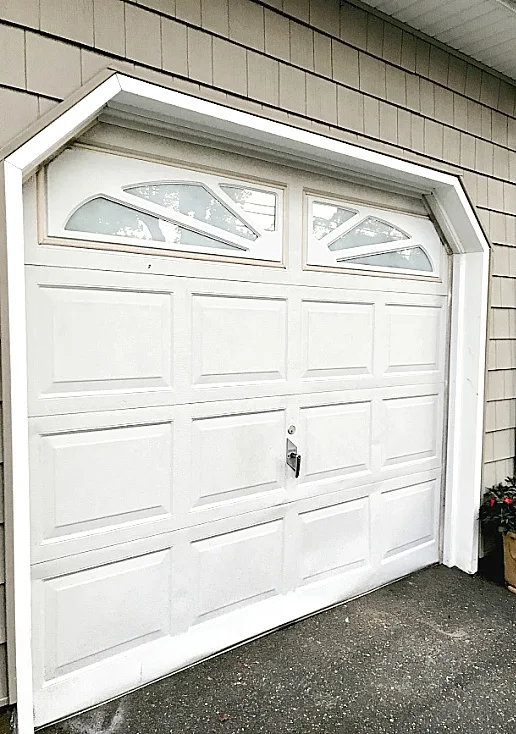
[{"left": 0, "top": 0, "right": 513, "bottom": 708}]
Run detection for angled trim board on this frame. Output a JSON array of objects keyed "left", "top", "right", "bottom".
[{"left": 0, "top": 72, "right": 489, "bottom": 734}]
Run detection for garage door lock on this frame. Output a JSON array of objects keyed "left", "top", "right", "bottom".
[{"left": 286, "top": 439, "right": 301, "bottom": 478}]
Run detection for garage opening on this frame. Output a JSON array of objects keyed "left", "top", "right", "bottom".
[{"left": 25, "top": 122, "right": 451, "bottom": 725}]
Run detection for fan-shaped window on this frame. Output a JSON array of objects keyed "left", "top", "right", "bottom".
[
  {"left": 220, "top": 185, "right": 277, "bottom": 231},
  {"left": 306, "top": 194, "right": 440, "bottom": 276},
  {"left": 312, "top": 201, "right": 357, "bottom": 240},
  {"left": 328, "top": 217, "right": 409, "bottom": 252},
  {"left": 338, "top": 246, "right": 433, "bottom": 272},
  {"left": 125, "top": 183, "right": 257, "bottom": 241},
  {"left": 65, "top": 198, "right": 247, "bottom": 250},
  {"left": 45, "top": 147, "right": 284, "bottom": 263}
]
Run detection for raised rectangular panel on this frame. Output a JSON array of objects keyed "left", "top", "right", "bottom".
[
  {"left": 300, "top": 498, "right": 369, "bottom": 582},
  {"left": 34, "top": 423, "right": 173, "bottom": 543},
  {"left": 302, "top": 301, "right": 374, "bottom": 379},
  {"left": 380, "top": 481, "right": 436, "bottom": 559},
  {"left": 192, "top": 520, "right": 283, "bottom": 622},
  {"left": 34, "top": 285, "right": 173, "bottom": 395},
  {"left": 191, "top": 410, "right": 285, "bottom": 507},
  {"left": 301, "top": 402, "right": 371, "bottom": 481},
  {"left": 385, "top": 304, "right": 442, "bottom": 373},
  {"left": 41, "top": 550, "right": 171, "bottom": 679},
  {"left": 192, "top": 295, "right": 287, "bottom": 384},
  {"left": 382, "top": 394, "right": 439, "bottom": 467}
]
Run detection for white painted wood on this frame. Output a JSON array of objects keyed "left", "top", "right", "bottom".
[
  {"left": 25, "top": 267, "right": 447, "bottom": 414},
  {"left": 7, "top": 76, "right": 122, "bottom": 174},
  {"left": 27, "top": 269, "right": 448, "bottom": 563},
  {"left": 427, "top": 189, "right": 489, "bottom": 573},
  {"left": 24, "top": 137, "right": 450, "bottom": 724},
  {"left": 31, "top": 474, "right": 441, "bottom": 724},
  {"left": 80, "top": 123, "right": 428, "bottom": 216},
  {"left": 0, "top": 162, "right": 34, "bottom": 732},
  {"left": 0, "top": 73, "right": 489, "bottom": 734}
]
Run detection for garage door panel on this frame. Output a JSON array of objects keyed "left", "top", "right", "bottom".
[
  {"left": 192, "top": 294, "right": 287, "bottom": 385},
  {"left": 380, "top": 393, "right": 442, "bottom": 469},
  {"left": 298, "top": 497, "right": 370, "bottom": 584},
  {"left": 301, "top": 300, "right": 374, "bottom": 380},
  {"left": 26, "top": 267, "right": 177, "bottom": 415},
  {"left": 32, "top": 421, "right": 174, "bottom": 548},
  {"left": 299, "top": 401, "right": 372, "bottom": 483},
  {"left": 30, "top": 399, "right": 291, "bottom": 561},
  {"left": 31, "top": 284, "right": 173, "bottom": 394},
  {"left": 191, "top": 519, "right": 284, "bottom": 624},
  {"left": 186, "top": 398, "right": 292, "bottom": 525},
  {"left": 383, "top": 302, "right": 444, "bottom": 375},
  {"left": 30, "top": 388, "right": 443, "bottom": 563},
  {"left": 30, "top": 372, "right": 447, "bottom": 416},
  {"left": 188, "top": 372, "right": 446, "bottom": 405},
  {"left": 378, "top": 479, "right": 440, "bottom": 561},
  {"left": 191, "top": 409, "right": 286, "bottom": 509},
  {"left": 27, "top": 269, "right": 448, "bottom": 416},
  {"left": 36, "top": 549, "right": 172, "bottom": 682}
]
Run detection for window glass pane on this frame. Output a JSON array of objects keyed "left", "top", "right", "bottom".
[
  {"left": 339, "top": 246, "right": 432, "bottom": 272},
  {"left": 312, "top": 201, "right": 356, "bottom": 240},
  {"left": 66, "top": 197, "right": 164, "bottom": 241},
  {"left": 220, "top": 185, "right": 277, "bottom": 231},
  {"left": 65, "top": 198, "right": 247, "bottom": 251},
  {"left": 328, "top": 216, "right": 409, "bottom": 251},
  {"left": 125, "top": 183, "right": 257, "bottom": 241}
]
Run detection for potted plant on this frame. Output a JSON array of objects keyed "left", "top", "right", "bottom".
[{"left": 480, "top": 477, "right": 516, "bottom": 591}]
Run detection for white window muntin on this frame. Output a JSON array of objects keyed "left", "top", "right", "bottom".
[
  {"left": 305, "top": 194, "right": 441, "bottom": 278},
  {"left": 45, "top": 147, "right": 285, "bottom": 263}
]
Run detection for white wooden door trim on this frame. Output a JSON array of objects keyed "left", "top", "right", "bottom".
[{"left": 0, "top": 72, "right": 489, "bottom": 734}]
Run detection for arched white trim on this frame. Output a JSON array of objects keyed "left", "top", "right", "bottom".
[{"left": 0, "top": 72, "right": 489, "bottom": 733}]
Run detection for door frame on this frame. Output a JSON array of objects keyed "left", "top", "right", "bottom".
[{"left": 0, "top": 71, "right": 490, "bottom": 734}]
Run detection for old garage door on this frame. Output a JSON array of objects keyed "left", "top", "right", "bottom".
[{"left": 25, "top": 126, "right": 450, "bottom": 725}]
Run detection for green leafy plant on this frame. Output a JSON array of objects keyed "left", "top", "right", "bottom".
[{"left": 480, "top": 477, "right": 516, "bottom": 535}]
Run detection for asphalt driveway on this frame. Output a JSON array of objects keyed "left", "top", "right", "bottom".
[{"left": 40, "top": 563, "right": 516, "bottom": 734}]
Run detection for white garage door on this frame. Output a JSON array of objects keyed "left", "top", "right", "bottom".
[{"left": 25, "top": 127, "right": 450, "bottom": 726}]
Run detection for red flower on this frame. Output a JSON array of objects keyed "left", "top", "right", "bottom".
[
  {"left": 490, "top": 498, "right": 496, "bottom": 507},
  {"left": 504, "top": 497, "right": 514, "bottom": 505}
]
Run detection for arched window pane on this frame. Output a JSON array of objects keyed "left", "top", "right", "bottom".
[
  {"left": 328, "top": 216, "right": 409, "bottom": 251},
  {"left": 126, "top": 183, "right": 257, "bottom": 241},
  {"left": 66, "top": 197, "right": 164, "bottom": 240},
  {"left": 65, "top": 198, "right": 247, "bottom": 251},
  {"left": 339, "top": 246, "right": 432, "bottom": 272}
]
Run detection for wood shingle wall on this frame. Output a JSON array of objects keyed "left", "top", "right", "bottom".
[{"left": 0, "top": 0, "right": 515, "bottom": 705}]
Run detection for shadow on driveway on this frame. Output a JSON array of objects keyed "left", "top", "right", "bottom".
[{"left": 40, "top": 565, "right": 516, "bottom": 734}]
